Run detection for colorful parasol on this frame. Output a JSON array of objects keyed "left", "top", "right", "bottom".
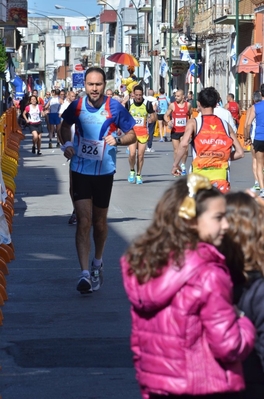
[{"left": 107, "top": 52, "right": 140, "bottom": 67}]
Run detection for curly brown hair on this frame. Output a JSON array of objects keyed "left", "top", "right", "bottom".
[
  {"left": 222, "top": 192, "right": 264, "bottom": 274},
  {"left": 125, "top": 178, "right": 224, "bottom": 284}
]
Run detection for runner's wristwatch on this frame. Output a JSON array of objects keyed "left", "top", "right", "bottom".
[{"left": 115, "top": 137, "right": 122, "bottom": 145}]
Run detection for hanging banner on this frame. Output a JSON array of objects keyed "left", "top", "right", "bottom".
[{"left": 4, "top": 0, "right": 28, "bottom": 27}]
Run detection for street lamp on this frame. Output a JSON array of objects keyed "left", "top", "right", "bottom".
[
  {"left": 55, "top": 5, "right": 89, "bottom": 50},
  {"left": 28, "top": 10, "right": 67, "bottom": 82}
]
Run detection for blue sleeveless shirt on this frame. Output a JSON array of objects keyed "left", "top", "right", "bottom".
[{"left": 254, "top": 101, "right": 264, "bottom": 141}]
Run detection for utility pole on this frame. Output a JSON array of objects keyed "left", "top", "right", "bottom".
[{"left": 193, "top": 0, "right": 199, "bottom": 108}]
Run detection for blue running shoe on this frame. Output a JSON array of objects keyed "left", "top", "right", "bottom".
[
  {"left": 128, "top": 170, "right": 136, "bottom": 183},
  {"left": 136, "top": 175, "right": 143, "bottom": 184}
]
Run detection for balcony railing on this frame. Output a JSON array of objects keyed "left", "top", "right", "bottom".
[{"left": 140, "top": 42, "right": 149, "bottom": 59}]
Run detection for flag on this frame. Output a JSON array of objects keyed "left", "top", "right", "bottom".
[
  {"left": 230, "top": 41, "right": 236, "bottom": 67},
  {"left": 115, "top": 65, "right": 122, "bottom": 91},
  {"left": 159, "top": 57, "right": 168, "bottom": 78},
  {"left": 143, "top": 64, "right": 151, "bottom": 84}
]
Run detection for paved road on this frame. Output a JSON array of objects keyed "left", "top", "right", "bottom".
[{"left": 0, "top": 126, "right": 254, "bottom": 399}]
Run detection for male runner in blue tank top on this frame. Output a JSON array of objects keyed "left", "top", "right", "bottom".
[{"left": 61, "top": 67, "right": 136, "bottom": 294}]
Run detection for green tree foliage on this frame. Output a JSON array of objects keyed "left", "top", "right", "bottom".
[{"left": 0, "top": 39, "right": 7, "bottom": 74}]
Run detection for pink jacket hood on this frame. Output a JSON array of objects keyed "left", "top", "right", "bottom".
[{"left": 121, "top": 242, "right": 227, "bottom": 312}]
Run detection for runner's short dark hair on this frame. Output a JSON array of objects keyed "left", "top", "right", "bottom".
[
  {"left": 85, "top": 67, "right": 106, "bottom": 82},
  {"left": 197, "top": 87, "right": 218, "bottom": 108},
  {"left": 133, "top": 85, "right": 143, "bottom": 93}
]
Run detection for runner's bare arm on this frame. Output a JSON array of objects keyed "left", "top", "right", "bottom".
[
  {"left": 148, "top": 112, "right": 157, "bottom": 123},
  {"left": 187, "top": 103, "right": 192, "bottom": 118},
  {"left": 121, "top": 95, "right": 129, "bottom": 107},
  {"left": 61, "top": 121, "right": 72, "bottom": 144},
  {"left": 229, "top": 128, "right": 244, "bottom": 160},
  {"left": 104, "top": 129, "right": 136, "bottom": 147},
  {"left": 22, "top": 109, "right": 29, "bottom": 123},
  {"left": 171, "top": 119, "right": 195, "bottom": 175},
  {"left": 60, "top": 121, "right": 75, "bottom": 159},
  {"left": 244, "top": 106, "right": 255, "bottom": 141},
  {"left": 163, "top": 103, "right": 173, "bottom": 124}
]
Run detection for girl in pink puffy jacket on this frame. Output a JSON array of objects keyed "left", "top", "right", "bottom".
[{"left": 120, "top": 174, "right": 255, "bottom": 399}]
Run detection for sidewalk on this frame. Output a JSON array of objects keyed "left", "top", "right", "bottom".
[{"left": 0, "top": 124, "right": 253, "bottom": 399}]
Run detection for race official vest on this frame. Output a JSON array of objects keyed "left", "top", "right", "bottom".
[
  {"left": 172, "top": 102, "right": 188, "bottom": 133},
  {"left": 129, "top": 100, "right": 149, "bottom": 143},
  {"left": 228, "top": 101, "right": 240, "bottom": 124},
  {"left": 192, "top": 115, "right": 233, "bottom": 188}
]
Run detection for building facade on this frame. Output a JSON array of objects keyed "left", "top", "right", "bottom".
[{"left": 8, "top": 0, "right": 264, "bottom": 107}]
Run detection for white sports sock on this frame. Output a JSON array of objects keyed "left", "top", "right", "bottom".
[{"left": 93, "top": 258, "right": 102, "bottom": 267}]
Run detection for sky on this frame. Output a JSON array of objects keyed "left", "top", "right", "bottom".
[{"left": 28, "top": 0, "right": 101, "bottom": 18}]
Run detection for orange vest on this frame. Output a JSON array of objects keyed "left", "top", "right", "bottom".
[{"left": 192, "top": 115, "right": 233, "bottom": 190}]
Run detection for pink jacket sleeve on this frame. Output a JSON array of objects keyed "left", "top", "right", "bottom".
[{"left": 200, "top": 265, "right": 255, "bottom": 362}]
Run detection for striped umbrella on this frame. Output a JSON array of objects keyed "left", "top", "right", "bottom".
[{"left": 107, "top": 52, "right": 140, "bottom": 67}]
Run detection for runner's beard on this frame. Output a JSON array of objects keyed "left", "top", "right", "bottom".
[{"left": 87, "top": 93, "right": 104, "bottom": 108}]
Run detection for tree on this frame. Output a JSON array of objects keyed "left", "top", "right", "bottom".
[{"left": 0, "top": 39, "right": 7, "bottom": 75}]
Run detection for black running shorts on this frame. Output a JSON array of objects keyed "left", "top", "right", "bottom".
[
  {"left": 253, "top": 139, "right": 264, "bottom": 153},
  {"left": 71, "top": 171, "right": 114, "bottom": 208},
  {"left": 171, "top": 132, "right": 184, "bottom": 140},
  {"left": 28, "top": 122, "right": 42, "bottom": 134}
]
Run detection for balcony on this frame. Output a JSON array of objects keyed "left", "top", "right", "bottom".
[
  {"left": 138, "top": 1, "right": 151, "bottom": 13},
  {"left": 100, "top": 10, "right": 117, "bottom": 24},
  {"left": 139, "top": 42, "right": 150, "bottom": 61},
  {"left": 193, "top": 8, "right": 214, "bottom": 35},
  {"left": 175, "top": 6, "right": 190, "bottom": 30},
  {"left": 27, "top": 62, "right": 39, "bottom": 69}
]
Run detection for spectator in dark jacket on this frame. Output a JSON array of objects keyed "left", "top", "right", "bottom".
[{"left": 220, "top": 191, "right": 264, "bottom": 399}]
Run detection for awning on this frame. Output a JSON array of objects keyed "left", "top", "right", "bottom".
[
  {"left": 214, "top": 14, "right": 254, "bottom": 25},
  {"left": 236, "top": 44, "right": 262, "bottom": 73}
]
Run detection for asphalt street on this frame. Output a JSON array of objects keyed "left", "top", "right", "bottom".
[{"left": 0, "top": 125, "right": 254, "bottom": 399}]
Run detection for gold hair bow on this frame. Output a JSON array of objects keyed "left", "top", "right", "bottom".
[{"left": 178, "top": 174, "right": 212, "bottom": 220}]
